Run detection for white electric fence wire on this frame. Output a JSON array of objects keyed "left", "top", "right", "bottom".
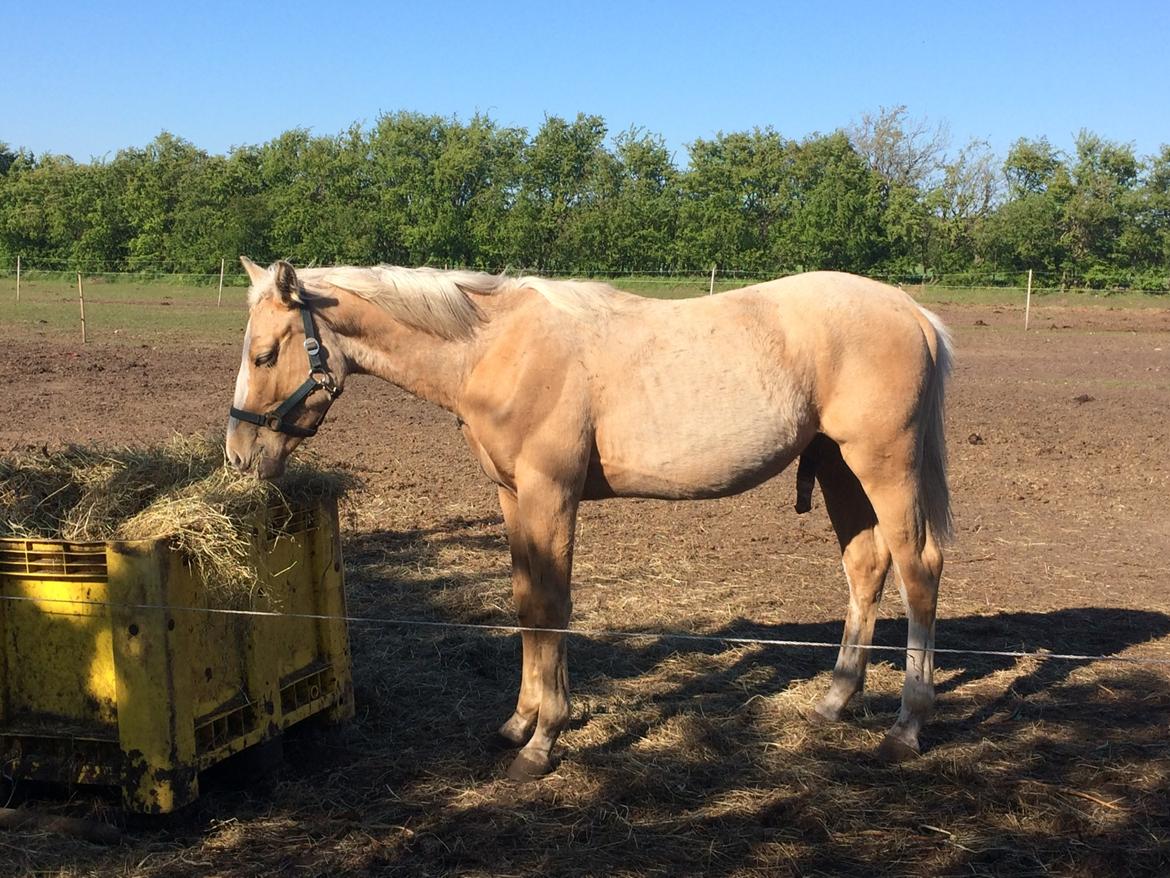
[{"left": 2, "top": 593, "right": 1168, "bottom": 666}]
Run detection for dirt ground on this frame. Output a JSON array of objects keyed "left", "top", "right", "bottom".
[{"left": 1, "top": 300, "right": 1169, "bottom": 876}]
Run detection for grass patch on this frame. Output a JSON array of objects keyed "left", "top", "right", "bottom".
[
  {"left": 607, "top": 275, "right": 1170, "bottom": 307},
  {"left": 0, "top": 278, "right": 249, "bottom": 342},
  {"left": 2, "top": 274, "right": 1166, "bottom": 345}
]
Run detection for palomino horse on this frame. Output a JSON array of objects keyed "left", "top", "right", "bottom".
[{"left": 226, "top": 258, "right": 953, "bottom": 781}]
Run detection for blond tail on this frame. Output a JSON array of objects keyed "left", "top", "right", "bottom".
[{"left": 917, "top": 307, "right": 954, "bottom": 543}]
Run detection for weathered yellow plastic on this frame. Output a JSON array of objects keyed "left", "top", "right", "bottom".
[{"left": 0, "top": 499, "right": 353, "bottom": 813}]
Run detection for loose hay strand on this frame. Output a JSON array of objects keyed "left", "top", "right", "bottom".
[{"left": 0, "top": 434, "right": 356, "bottom": 604}]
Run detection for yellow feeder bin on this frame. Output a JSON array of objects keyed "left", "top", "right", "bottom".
[{"left": 0, "top": 498, "right": 354, "bottom": 813}]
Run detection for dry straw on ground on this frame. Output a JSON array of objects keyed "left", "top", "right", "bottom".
[{"left": 0, "top": 434, "right": 355, "bottom": 602}]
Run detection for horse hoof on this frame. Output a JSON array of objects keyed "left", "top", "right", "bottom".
[
  {"left": 877, "top": 734, "right": 920, "bottom": 764},
  {"left": 806, "top": 704, "right": 842, "bottom": 726},
  {"left": 506, "top": 751, "right": 552, "bottom": 783}
]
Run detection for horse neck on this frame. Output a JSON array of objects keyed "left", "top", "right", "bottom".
[{"left": 324, "top": 294, "right": 475, "bottom": 413}]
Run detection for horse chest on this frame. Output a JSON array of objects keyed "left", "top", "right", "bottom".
[{"left": 459, "top": 423, "right": 514, "bottom": 489}]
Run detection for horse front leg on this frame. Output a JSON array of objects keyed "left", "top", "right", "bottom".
[
  {"left": 504, "top": 470, "right": 580, "bottom": 782},
  {"left": 495, "top": 487, "right": 540, "bottom": 748}
]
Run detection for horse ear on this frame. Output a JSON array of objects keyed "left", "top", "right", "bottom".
[
  {"left": 272, "top": 260, "right": 303, "bottom": 306},
  {"left": 240, "top": 256, "right": 268, "bottom": 286}
]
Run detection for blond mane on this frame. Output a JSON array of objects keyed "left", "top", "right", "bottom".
[{"left": 306, "top": 265, "right": 633, "bottom": 340}]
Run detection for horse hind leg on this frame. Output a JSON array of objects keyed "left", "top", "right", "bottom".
[
  {"left": 840, "top": 438, "right": 944, "bottom": 762},
  {"left": 810, "top": 438, "right": 892, "bottom": 723},
  {"left": 879, "top": 531, "right": 942, "bottom": 762}
]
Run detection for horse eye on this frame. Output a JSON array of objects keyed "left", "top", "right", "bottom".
[{"left": 254, "top": 351, "right": 276, "bottom": 368}]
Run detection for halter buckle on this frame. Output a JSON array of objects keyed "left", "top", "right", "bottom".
[
  {"left": 304, "top": 337, "right": 321, "bottom": 356},
  {"left": 312, "top": 370, "right": 339, "bottom": 396}
]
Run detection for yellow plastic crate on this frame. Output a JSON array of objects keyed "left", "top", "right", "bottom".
[{"left": 0, "top": 498, "right": 354, "bottom": 813}]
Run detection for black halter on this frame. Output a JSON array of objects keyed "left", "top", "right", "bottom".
[{"left": 230, "top": 306, "right": 342, "bottom": 438}]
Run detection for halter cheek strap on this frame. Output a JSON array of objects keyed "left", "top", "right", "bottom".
[{"left": 229, "top": 306, "right": 342, "bottom": 438}]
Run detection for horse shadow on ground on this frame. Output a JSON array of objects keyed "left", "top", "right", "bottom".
[
  {"left": 340, "top": 514, "right": 1170, "bottom": 737},
  {"left": 284, "top": 594, "right": 1170, "bottom": 877},
  {"left": 569, "top": 606, "right": 1170, "bottom": 743},
  {"left": 341, "top": 513, "right": 507, "bottom": 574},
  {"left": 14, "top": 512, "right": 1170, "bottom": 876},
  {"left": 308, "top": 516, "right": 1170, "bottom": 874},
  {"left": 279, "top": 511, "right": 1170, "bottom": 875}
]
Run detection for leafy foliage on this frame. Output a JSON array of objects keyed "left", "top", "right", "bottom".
[{"left": 1, "top": 113, "right": 1167, "bottom": 289}]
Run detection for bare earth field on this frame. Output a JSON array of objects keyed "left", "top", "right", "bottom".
[{"left": 1, "top": 298, "right": 1169, "bottom": 876}]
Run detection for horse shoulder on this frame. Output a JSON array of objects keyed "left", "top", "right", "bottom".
[{"left": 458, "top": 305, "right": 592, "bottom": 489}]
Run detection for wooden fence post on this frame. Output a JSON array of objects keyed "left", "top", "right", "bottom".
[
  {"left": 78, "top": 272, "right": 87, "bottom": 344},
  {"left": 1024, "top": 268, "right": 1033, "bottom": 332},
  {"left": 709, "top": 264, "right": 717, "bottom": 295},
  {"left": 216, "top": 258, "right": 225, "bottom": 307},
  {"left": 15, "top": 255, "right": 20, "bottom": 302}
]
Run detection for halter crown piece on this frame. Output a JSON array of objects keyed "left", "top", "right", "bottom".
[{"left": 229, "top": 306, "right": 341, "bottom": 438}]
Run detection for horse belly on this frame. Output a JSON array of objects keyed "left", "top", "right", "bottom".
[{"left": 590, "top": 380, "right": 812, "bottom": 501}]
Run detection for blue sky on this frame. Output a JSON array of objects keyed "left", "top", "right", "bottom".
[{"left": 6, "top": 0, "right": 1168, "bottom": 165}]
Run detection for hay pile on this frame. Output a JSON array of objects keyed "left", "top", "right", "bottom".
[{"left": 0, "top": 435, "right": 355, "bottom": 602}]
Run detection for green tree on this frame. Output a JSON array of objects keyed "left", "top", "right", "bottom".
[
  {"left": 0, "top": 153, "right": 129, "bottom": 269},
  {"left": 678, "top": 129, "right": 788, "bottom": 271},
  {"left": 1061, "top": 131, "right": 1138, "bottom": 274},
  {"left": 256, "top": 127, "right": 377, "bottom": 266},
  {"left": 1127, "top": 146, "right": 1170, "bottom": 278},
  {"left": 0, "top": 113, "right": 1165, "bottom": 287},
  {"left": 432, "top": 115, "right": 525, "bottom": 268},
  {"left": 116, "top": 132, "right": 210, "bottom": 270},
  {"left": 979, "top": 137, "right": 1071, "bottom": 275},
  {"left": 976, "top": 192, "right": 1064, "bottom": 273},
  {"left": 0, "top": 142, "right": 15, "bottom": 177},
  {"left": 778, "top": 133, "right": 888, "bottom": 273},
  {"left": 368, "top": 112, "right": 524, "bottom": 267},
  {"left": 1004, "top": 137, "right": 1062, "bottom": 196},
  {"left": 605, "top": 127, "right": 680, "bottom": 270},
  {"left": 509, "top": 114, "right": 613, "bottom": 271},
  {"left": 926, "top": 139, "right": 1002, "bottom": 272}
]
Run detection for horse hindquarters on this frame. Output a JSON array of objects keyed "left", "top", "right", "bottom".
[{"left": 821, "top": 310, "right": 951, "bottom": 758}]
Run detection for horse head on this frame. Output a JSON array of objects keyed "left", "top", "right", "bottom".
[{"left": 226, "top": 257, "right": 346, "bottom": 478}]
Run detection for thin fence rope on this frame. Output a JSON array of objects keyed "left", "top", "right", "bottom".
[
  {"left": 2, "top": 593, "right": 1168, "bottom": 667},
  {"left": 6, "top": 267, "right": 1164, "bottom": 296},
  {"left": 0, "top": 266, "right": 1069, "bottom": 283},
  {"left": 2, "top": 261, "right": 1150, "bottom": 288}
]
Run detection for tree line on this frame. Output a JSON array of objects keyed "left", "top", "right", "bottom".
[{"left": 1, "top": 108, "right": 1167, "bottom": 289}]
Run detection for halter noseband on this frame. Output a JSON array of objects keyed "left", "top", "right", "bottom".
[{"left": 229, "top": 306, "right": 342, "bottom": 438}]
